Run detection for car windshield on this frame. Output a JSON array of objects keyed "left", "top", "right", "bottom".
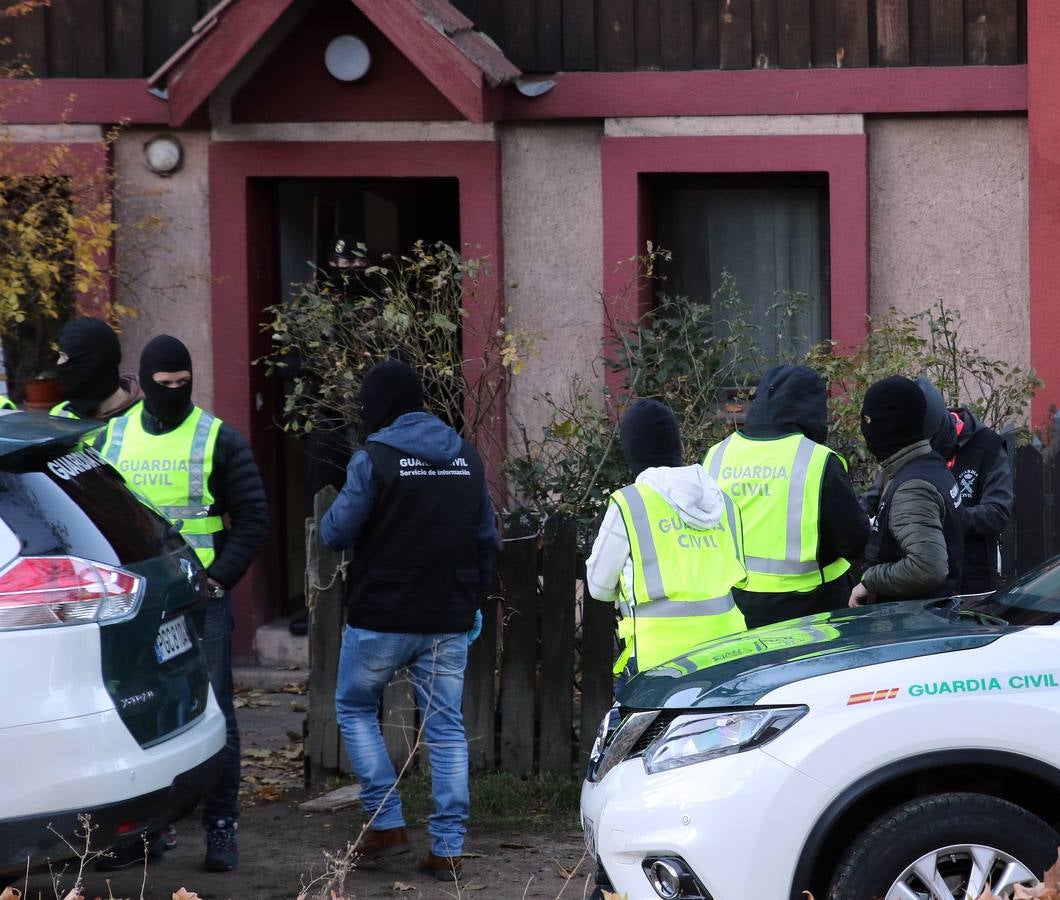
[{"left": 957, "top": 558, "right": 1060, "bottom": 627}]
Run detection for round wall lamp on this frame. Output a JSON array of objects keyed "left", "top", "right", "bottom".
[
  {"left": 143, "top": 134, "right": 184, "bottom": 177},
  {"left": 325, "top": 34, "right": 371, "bottom": 82}
]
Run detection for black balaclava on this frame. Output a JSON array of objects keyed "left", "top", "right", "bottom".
[
  {"left": 57, "top": 317, "right": 121, "bottom": 417},
  {"left": 860, "top": 375, "right": 928, "bottom": 462},
  {"left": 140, "top": 335, "right": 194, "bottom": 427},
  {"left": 916, "top": 376, "right": 958, "bottom": 459},
  {"left": 620, "top": 399, "right": 683, "bottom": 476},
  {"left": 358, "top": 360, "right": 424, "bottom": 437},
  {"left": 327, "top": 234, "right": 368, "bottom": 300}
]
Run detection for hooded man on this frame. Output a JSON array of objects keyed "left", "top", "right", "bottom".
[
  {"left": 586, "top": 399, "right": 747, "bottom": 682},
  {"left": 858, "top": 376, "right": 958, "bottom": 518},
  {"left": 859, "top": 378, "right": 1010, "bottom": 594},
  {"left": 320, "top": 360, "right": 498, "bottom": 883},
  {"left": 948, "top": 406, "right": 1012, "bottom": 594},
  {"left": 52, "top": 317, "right": 142, "bottom": 420},
  {"left": 851, "top": 375, "right": 964, "bottom": 606},
  {"left": 98, "top": 335, "right": 268, "bottom": 872},
  {"left": 703, "top": 365, "right": 869, "bottom": 628}
]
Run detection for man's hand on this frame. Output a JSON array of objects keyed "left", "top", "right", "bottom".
[
  {"left": 467, "top": 609, "right": 483, "bottom": 647},
  {"left": 849, "top": 582, "right": 872, "bottom": 608},
  {"left": 207, "top": 577, "right": 226, "bottom": 600}
]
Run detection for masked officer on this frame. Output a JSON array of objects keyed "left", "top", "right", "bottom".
[
  {"left": 587, "top": 400, "right": 748, "bottom": 682},
  {"left": 851, "top": 376, "right": 964, "bottom": 605},
  {"left": 704, "top": 365, "right": 869, "bottom": 628},
  {"left": 99, "top": 335, "right": 268, "bottom": 872},
  {"left": 52, "top": 317, "right": 142, "bottom": 420},
  {"left": 321, "top": 360, "right": 498, "bottom": 883}
]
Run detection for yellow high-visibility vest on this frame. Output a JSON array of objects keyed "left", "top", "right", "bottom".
[
  {"left": 0, "top": 396, "right": 14, "bottom": 411},
  {"left": 50, "top": 401, "right": 78, "bottom": 418},
  {"left": 100, "top": 404, "right": 224, "bottom": 568},
  {"left": 609, "top": 482, "right": 747, "bottom": 675},
  {"left": 704, "top": 431, "right": 850, "bottom": 593}
]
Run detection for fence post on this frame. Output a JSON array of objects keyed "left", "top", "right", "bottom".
[
  {"left": 306, "top": 486, "right": 343, "bottom": 788},
  {"left": 539, "top": 515, "right": 577, "bottom": 776},
  {"left": 463, "top": 582, "right": 498, "bottom": 771},
  {"left": 579, "top": 560, "right": 615, "bottom": 769},
  {"left": 499, "top": 515, "right": 539, "bottom": 777},
  {"left": 1014, "top": 445, "right": 1046, "bottom": 575},
  {"left": 999, "top": 434, "right": 1018, "bottom": 581}
]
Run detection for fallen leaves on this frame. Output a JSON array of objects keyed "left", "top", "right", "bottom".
[
  {"left": 233, "top": 688, "right": 278, "bottom": 710},
  {"left": 172, "top": 891, "right": 201, "bottom": 900}
]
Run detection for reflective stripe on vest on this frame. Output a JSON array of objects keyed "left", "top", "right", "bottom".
[
  {"left": 102, "top": 405, "right": 224, "bottom": 567},
  {"left": 609, "top": 482, "right": 747, "bottom": 674},
  {"left": 49, "top": 402, "right": 78, "bottom": 419},
  {"left": 705, "top": 431, "right": 851, "bottom": 592}
]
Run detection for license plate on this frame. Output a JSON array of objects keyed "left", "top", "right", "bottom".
[
  {"left": 582, "top": 815, "right": 596, "bottom": 859},
  {"left": 155, "top": 615, "right": 192, "bottom": 663}
]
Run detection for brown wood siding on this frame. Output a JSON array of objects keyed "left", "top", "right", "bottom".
[
  {"left": 0, "top": 0, "right": 1028, "bottom": 77},
  {"left": 452, "top": 0, "right": 1027, "bottom": 72},
  {"left": 0, "top": 0, "right": 213, "bottom": 78}
]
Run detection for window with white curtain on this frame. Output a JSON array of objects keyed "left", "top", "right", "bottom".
[{"left": 651, "top": 173, "right": 830, "bottom": 367}]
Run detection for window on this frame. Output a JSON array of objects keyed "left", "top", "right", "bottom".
[{"left": 651, "top": 173, "right": 830, "bottom": 367}]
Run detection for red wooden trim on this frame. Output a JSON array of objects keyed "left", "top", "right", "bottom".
[
  {"left": 504, "top": 65, "right": 1027, "bottom": 119},
  {"left": 167, "top": 0, "right": 293, "bottom": 127},
  {"left": 209, "top": 139, "right": 504, "bottom": 658},
  {"left": 0, "top": 80, "right": 167, "bottom": 124},
  {"left": 352, "top": 0, "right": 487, "bottom": 122},
  {"left": 1028, "top": 0, "right": 1060, "bottom": 429},
  {"left": 600, "top": 134, "right": 869, "bottom": 394}
]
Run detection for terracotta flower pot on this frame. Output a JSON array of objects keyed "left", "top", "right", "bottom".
[{"left": 24, "top": 377, "right": 64, "bottom": 406}]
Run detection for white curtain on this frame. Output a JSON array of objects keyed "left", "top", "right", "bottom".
[{"left": 654, "top": 180, "right": 828, "bottom": 365}]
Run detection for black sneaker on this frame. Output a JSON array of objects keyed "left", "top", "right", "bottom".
[
  {"left": 96, "top": 832, "right": 165, "bottom": 871},
  {"left": 203, "top": 817, "right": 238, "bottom": 872}
]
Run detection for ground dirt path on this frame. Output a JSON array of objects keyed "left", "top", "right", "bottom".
[{"left": 14, "top": 684, "right": 590, "bottom": 900}]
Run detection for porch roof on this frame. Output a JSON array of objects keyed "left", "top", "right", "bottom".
[{"left": 150, "top": 0, "right": 521, "bottom": 126}]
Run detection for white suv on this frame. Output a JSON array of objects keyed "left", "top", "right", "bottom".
[
  {"left": 0, "top": 412, "right": 225, "bottom": 873},
  {"left": 582, "top": 565, "right": 1060, "bottom": 900}
]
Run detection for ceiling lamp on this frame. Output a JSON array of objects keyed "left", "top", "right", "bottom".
[{"left": 325, "top": 35, "right": 372, "bottom": 82}]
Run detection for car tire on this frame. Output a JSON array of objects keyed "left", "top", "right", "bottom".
[{"left": 827, "top": 792, "right": 1059, "bottom": 900}]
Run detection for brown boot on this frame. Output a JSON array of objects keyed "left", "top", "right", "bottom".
[
  {"left": 418, "top": 851, "right": 463, "bottom": 882},
  {"left": 352, "top": 826, "right": 410, "bottom": 867}
]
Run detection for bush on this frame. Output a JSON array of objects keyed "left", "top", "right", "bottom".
[{"left": 508, "top": 252, "right": 1041, "bottom": 544}]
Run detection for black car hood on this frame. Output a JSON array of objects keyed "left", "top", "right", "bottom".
[{"left": 619, "top": 601, "right": 1007, "bottom": 710}]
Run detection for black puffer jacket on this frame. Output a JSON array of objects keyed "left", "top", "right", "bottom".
[
  {"left": 732, "top": 365, "right": 870, "bottom": 627},
  {"left": 141, "top": 408, "right": 269, "bottom": 590}
]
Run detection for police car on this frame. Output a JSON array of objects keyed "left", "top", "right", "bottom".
[
  {"left": 0, "top": 412, "right": 225, "bottom": 873},
  {"left": 581, "top": 563, "right": 1060, "bottom": 900}
]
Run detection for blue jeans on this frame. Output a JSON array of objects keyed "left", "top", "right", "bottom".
[
  {"left": 335, "top": 627, "right": 469, "bottom": 857},
  {"left": 200, "top": 592, "right": 241, "bottom": 823}
]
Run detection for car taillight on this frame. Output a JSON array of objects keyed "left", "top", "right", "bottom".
[{"left": 0, "top": 556, "right": 143, "bottom": 630}]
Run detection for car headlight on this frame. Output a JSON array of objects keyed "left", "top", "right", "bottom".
[{"left": 642, "top": 706, "right": 807, "bottom": 774}]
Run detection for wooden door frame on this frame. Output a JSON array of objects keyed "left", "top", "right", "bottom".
[{"left": 208, "top": 139, "right": 504, "bottom": 661}]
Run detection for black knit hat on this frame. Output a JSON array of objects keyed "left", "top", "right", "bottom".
[
  {"left": 359, "top": 360, "right": 424, "bottom": 437},
  {"left": 860, "top": 375, "right": 928, "bottom": 462},
  {"left": 620, "top": 399, "right": 683, "bottom": 476},
  {"left": 56, "top": 317, "right": 121, "bottom": 417}
]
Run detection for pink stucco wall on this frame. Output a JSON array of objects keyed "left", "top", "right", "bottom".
[
  {"left": 868, "top": 116, "right": 1029, "bottom": 375},
  {"left": 501, "top": 122, "right": 605, "bottom": 452},
  {"left": 114, "top": 129, "right": 214, "bottom": 409}
]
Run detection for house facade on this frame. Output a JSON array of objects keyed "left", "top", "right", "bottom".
[{"left": 1, "top": 0, "right": 1051, "bottom": 660}]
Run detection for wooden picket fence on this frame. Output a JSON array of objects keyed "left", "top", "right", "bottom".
[
  {"left": 305, "top": 488, "right": 614, "bottom": 785},
  {"left": 304, "top": 444, "right": 1058, "bottom": 785},
  {"left": 1007, "top": 443, "right": 1060, "bottom": 579}
]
